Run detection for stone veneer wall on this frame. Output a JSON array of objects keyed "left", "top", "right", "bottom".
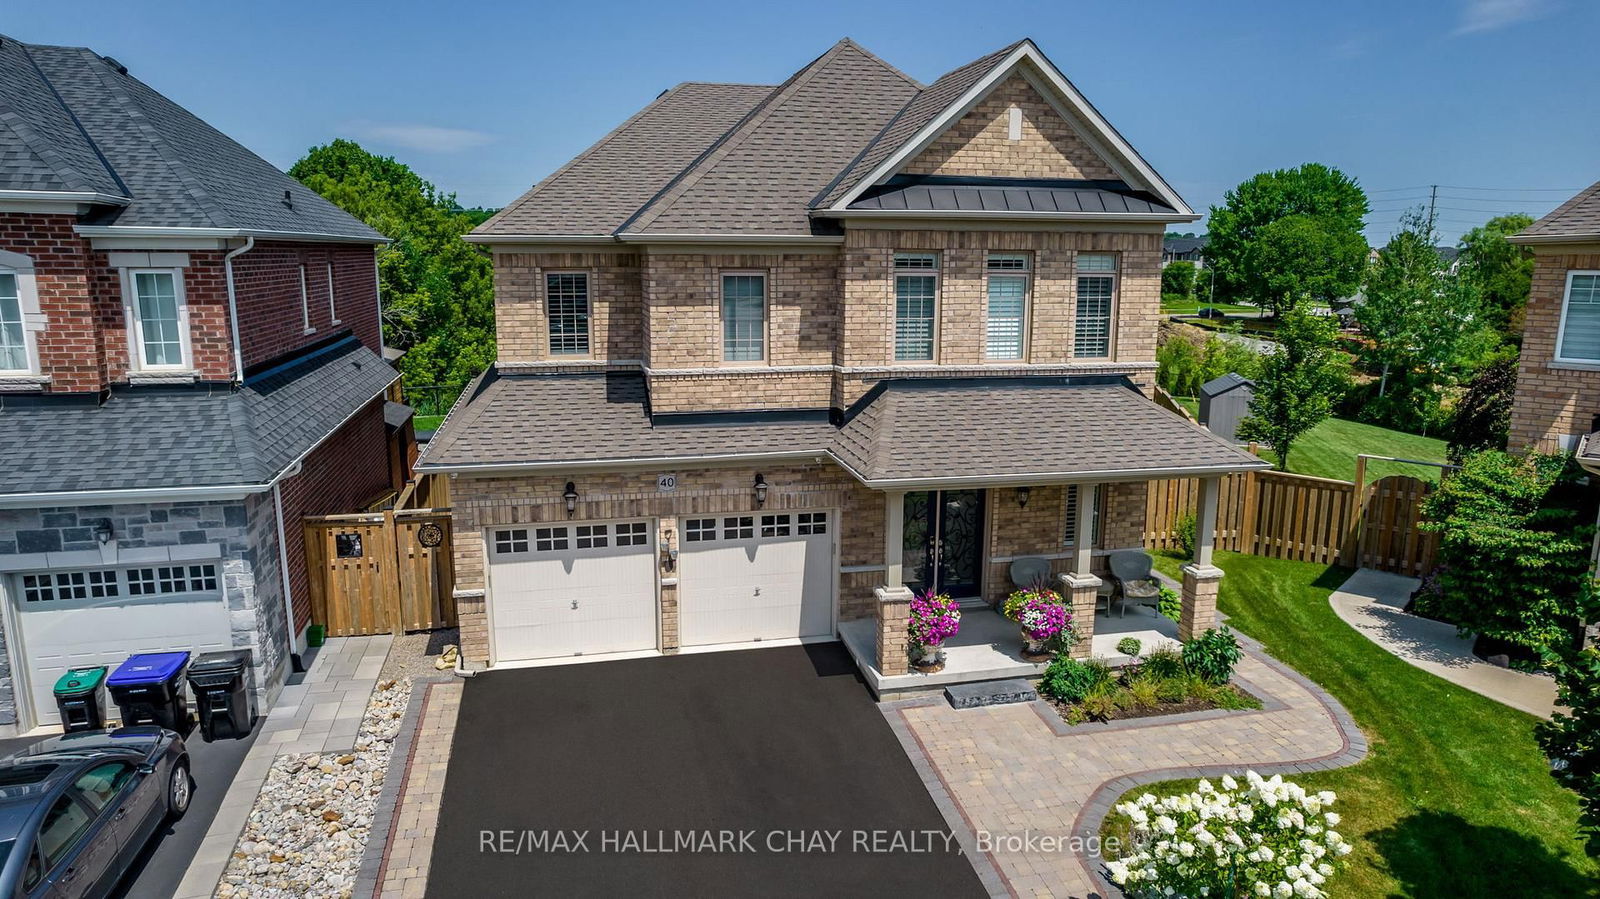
[
  {"left": 901, "top": 73, "right": 1118, "bottom": 181},
  {"left": 448, "top": 462, "right": 883, "bottom": 664},
  {"left": 0, "top": 500, "right": 291, "bottom": 728},
  {"left": 1509, "top": 246, "right": 1600, "bottom": 452}
]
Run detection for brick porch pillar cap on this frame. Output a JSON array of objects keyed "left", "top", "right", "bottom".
[
  {"left": 1058, "top": 572, "right": 1102, "bottom": 589},
  {"left": 1181, "top": 563, "right": 1225, "bottom": 580},
  {"left": 875, "top": 585, "right": 914, "bottom": 603}
]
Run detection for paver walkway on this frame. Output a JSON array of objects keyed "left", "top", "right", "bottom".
[
  {"left": 371, "top": 681, "right": 462, "bottom": 899},
  {"left": 173, "top": 635, "right": 392, "bottom": 899},
  {"left": 887, "top": 638, "right": 1366, "bottom": 898},
  {"left": 1329, "top": 567, "right": 1558, "bottom": 718}
]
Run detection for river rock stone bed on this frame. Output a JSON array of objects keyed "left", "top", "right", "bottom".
[{"left": 218, "top": 677, "right": 413, "bottom": 898}]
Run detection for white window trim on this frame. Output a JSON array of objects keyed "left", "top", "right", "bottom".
[
  {"left": 544, "top": 270, "right": 593, "bottom": 358},
  {"left": 1554, "top": 270, "right": 1600, "bottom": 365},
  {"left": 326, "top": 261, "right": 341, "bottom": 326},
  {"left": 719, "top": 270, "right": 768, "bottom": 365},
  {"left": 1073, "top": 254, "right": 1119, "bottom": 360},
  {"left": 1062, "top": 485, "right": 1104, "bottom": 547},
  {"left": 121, "top": 267, "right": 192, "bottom": 372},
  {"left": 299, "top": 264, "right": 314, "bottom": 334},
  {"left": 0, "top": 253, "right": 42, "bottom": 376},
  {"left": 985, "top": 255, "right": 1030, "bottom": 362},
  {"left": 893, "top": 253, "right": 940, "bottom": 364}
]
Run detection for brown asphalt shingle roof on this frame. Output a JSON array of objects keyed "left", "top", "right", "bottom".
[
  {"left": 1517, "top": 180, "right": 1600, "bottom": 241},
  {"left": 419, "top": 373, "right": 1266, "bottom": 483}
]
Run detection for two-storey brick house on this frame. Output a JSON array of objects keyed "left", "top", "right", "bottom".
[
  {"left": 0, "top": 35, "right": 404, "bottom": 731},
  {"left": 420, "top": 39, "right": 1266, "bottom": 686}
]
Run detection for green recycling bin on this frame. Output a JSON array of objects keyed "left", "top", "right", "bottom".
[{"left": 53, "top": 666, "right": 108, "bottom": 733}]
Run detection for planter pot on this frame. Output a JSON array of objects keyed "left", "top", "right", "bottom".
[
  {"left": 1020, "top": 631, "right": 1053, "bottom": 662},
  {"left": 912, "top": 642, "right": 945, "bottom": 672}
]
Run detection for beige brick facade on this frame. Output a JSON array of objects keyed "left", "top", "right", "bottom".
[
  {"left": 901, "top": 74, "right": 1117, "bottom": 181},
  {"left": 491, "top": 249, "right": 642, "bottom": 364},
  {"left": 1509, "top": 245, "right": 1600, "bottom": 452}
]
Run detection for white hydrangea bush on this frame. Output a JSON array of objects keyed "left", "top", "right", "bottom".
[{"left": 1106, "top": 771, "right": 1352, "bottom": 899}]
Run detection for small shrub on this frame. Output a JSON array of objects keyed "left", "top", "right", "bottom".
[
  {"left": 1175, "top": 510, "right": 1198, "bottom": 559},
  {"left": 1116, "top": 637, "right": 1142, "bottom": 657},
  {"left": 1154, "top": 677, "right": 1187, "bottom": 704},
  {"left": 1080, "top": 691, "right": 1119, "bottom": 722},
  {"left": 1183, "top": 626, "right": 1243, "bottom": 684},
  {"left": 1040, "top": 656, "right": 1104, "bottom": 703},
  {"left": 1141, "top": 647, "right": 1186, "bottom": 680},
  {"left": 1213, "top": 685, "right": 1263, "bottom": 711},
  {"left": 1157, "top": 585, "right": 1181, "bottom": 623},
  {"left": 1125, "top": 677, "right": 1161, "bottom": 709}
]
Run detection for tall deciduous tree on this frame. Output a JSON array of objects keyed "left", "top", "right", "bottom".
[
  {"left": 1206, "top": 163, "right": 1370, "bottom": 317},
  {"left": 1458, "top": 213, "right": 1536, "bottom": 338},
  {"left": 1236, "top": 301, "right": 1350, "bottom": 470},
  {"left": 1162, "top": 260, "right": 1197, "bottom": 300},
  {"left": 289, "top": 140, "right": 496, "bottom": 391}
]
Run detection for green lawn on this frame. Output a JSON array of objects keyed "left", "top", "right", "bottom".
[
  {"left": 414, "top": 414, "right": 446, "bottom": 432},
  {"left": 1102, "top": 551, "right": 1598, "bottom": 898},
  {"left": 1160, "top": 298, "right": 1259, "bottom": 316},
  {"left": 1167, "top": 407, "right": 1449, "bottom": 483}
]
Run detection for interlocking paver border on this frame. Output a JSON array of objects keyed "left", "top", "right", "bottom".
[{"left": 354, "top": 675, "right": 456, "bottom": 899}]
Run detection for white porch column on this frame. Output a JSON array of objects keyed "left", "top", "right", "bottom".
[
  {"left": 1194, "top": 475, "right": 1220, "bottom": 568},
  {"left": 1181, "top": 475, "right": 1225, "bottom": 640},
  {"left": 1060, "top": 482, "right": 1102, "bottom": 660},
  {"left": 884, "top": 490, "right": 906, "bottom": 588},
  {"left": 876, "top": 490, "right": 912, "bottom": 675}
]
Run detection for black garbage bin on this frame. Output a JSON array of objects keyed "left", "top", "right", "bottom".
[
  {"left": 107, "top": 652, "right": 191, "bottom": 731},
  {"left": 188, "top": 649, "right": 255, "bottom": 740},
  {"left": 53, "top": 666, "right": 108, "bottom": 733}
]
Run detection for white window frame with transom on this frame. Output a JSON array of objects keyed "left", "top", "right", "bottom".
[
  {"left": 1555, "top": 270, "right": 1600, "bottom": 365},
  {"left": 121, "top": 267, "right": 192, "bottom": 373},
  {"left": 0, "top": 249, "right": 43, "bottom": 377},
  {"left": 985, "top": 253, "right": 1030, "bottom": 361},
  {"left": 1073, "top": 252, "right": 1118, "bottom": 359},
  {"left": 326, "top": 261, "right": 341, "bottom": 326},
  {"left": 893, "top": 252, "right": 939, "bottom": 362},
  {"left": 545, "top": 271, "right": 592, "bottom": 356},
  {"left": 720, "top": 271, "right": 766, "bottom": 363}
]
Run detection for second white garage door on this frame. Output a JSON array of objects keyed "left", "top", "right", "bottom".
[
  {"left": 678, "top": 511, "right": 834, "bottom": 647},
  {"left": 487, "top": 520, "right": 657, "bottom": 663}
]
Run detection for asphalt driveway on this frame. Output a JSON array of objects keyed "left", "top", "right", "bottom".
[{"left": 428, "top": 643, "right": 985, "bottom": 897}]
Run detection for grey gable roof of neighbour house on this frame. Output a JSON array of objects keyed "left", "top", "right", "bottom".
[
  {"left": 0, "top": 35, "right": 383, "bottom": 241},
  {"left": 1512, "top": 180, "right": 1600, "bottom": 243}
]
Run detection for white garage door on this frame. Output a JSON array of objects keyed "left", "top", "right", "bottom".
[
  {"left": 486, "top": 520, "right": 657, "bottom": 663},
  {"left": 678, "top": 511, "right": 834, "bottom": 648},
  {"left": 12, "top": 563, "right": 232, "bottom": 727}
]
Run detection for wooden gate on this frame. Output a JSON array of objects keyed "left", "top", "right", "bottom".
[
  {"left": 1353, "top": 475, "right": 1439, "bottom": 576},
  {"left": 304, "top": 509, "right": 456, "bottom": 637}
]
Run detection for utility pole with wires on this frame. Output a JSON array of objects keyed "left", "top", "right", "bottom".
[{"left": 1427, "top": 184, "right": 1438, "bottom": 231}]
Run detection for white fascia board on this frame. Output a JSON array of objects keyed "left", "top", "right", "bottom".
[
  {"left": 826, "top": 41, "right": 1194, "bottom": 217},
  {"left": 0, "top": 190, "right": 129, "bottom": 206},
  {"left": 87, "top": 235, "right": 233, "bottom": 251},
  {"left": 0, "top": 484, "right": 262, "bottom": 509},
  {"left": 853, "top": 460, "right": 1271, "bottom": 490},
  {"left": 828, "top": 210, "right": 1201, "bottom": 224},
  {"left": 74, "top": 225, "right": 392, "bottom": 245},
  {"left": 466, "top": 233, "right": 618, "bottom": 245},
  {"left": 1507, "top": 232, "right": 1600, "bottom": 246}
]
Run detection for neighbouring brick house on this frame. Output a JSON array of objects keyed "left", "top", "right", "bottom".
[
  {"left": 0, "top": 35, "right": 407, "bottom": 731},
  {"left": 1508, "top": 181, "right": 1600, "bottom": 463},
  {"left": 419, "top": 38, "right": 1266, "bottom": 687}
]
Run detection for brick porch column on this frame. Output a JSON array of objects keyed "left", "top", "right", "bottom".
[
  {"left": 874, "top": 585, "right": 913, "bottom": 676},
  {"left": 1058, "top": 573, "right": 1101, "bottom": 659},
  {"left": 1180, "top": 476, "right": 1224, "bottom": 640}
]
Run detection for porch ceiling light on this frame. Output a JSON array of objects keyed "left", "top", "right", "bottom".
[
  {"left": 1016, "top": 486, "right": 1031, "bottom": 509},
  {"left": 753, "top": 473, "right": 768, "bottom": 508},
  {"left": 94, "top": 518, "right": 114, "bottom": 544},
  {"left": 563, "top": 481, "right": 578, "bottom": 518}
]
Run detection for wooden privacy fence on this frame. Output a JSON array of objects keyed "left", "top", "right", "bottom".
[
  {"left": 304, "top": 509, "right": 456, "bottom": 637},
  {"left": 1145, "top": 469, "right": 1439, "bottom": 576}
]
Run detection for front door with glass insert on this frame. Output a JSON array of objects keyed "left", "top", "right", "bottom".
[{"left": 903, "top": 490, "right": 985, "bottom": 599}]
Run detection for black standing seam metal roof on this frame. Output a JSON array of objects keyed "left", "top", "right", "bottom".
[
  {"left": 847, "top": 175, "right": 1176, "bottom": 215},
  {"left": 0, "top": 336, "right": 397, "bottom": 495},
  {"left": 0, "top": 35, "right": 384, "bottom": 242}
]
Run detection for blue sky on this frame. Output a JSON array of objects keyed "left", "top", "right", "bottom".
[{"left": 10, "top": 0, "right": 1597, "bottom": 243}]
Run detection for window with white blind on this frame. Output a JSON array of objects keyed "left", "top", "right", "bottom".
[
  {"left": 1557, "top": 271, "right": 1600, "bottom": 363},
  {"left": 0, "top": 271, "right": 28, "bottom": 373},
  {"left": 1062, "top": 485, "right": 1103, "bottom": 547},
  {"left": 128, "top": 270, "right": 189, "bottom": 369},
  {"left": 1074, "top": 253, "right": 1117, "bottom": 358},
  {"left": 721, "top": 273, "right": 765, "bottom": 362},
  {"left": 986, "top": 254, "right": 1029, "bottom": 360},
  {"left": 545, "top": 272, "right": 591, "bottom": 355},
  {"left": 894, "top": 253, "right": 938, "bottom": 361}
]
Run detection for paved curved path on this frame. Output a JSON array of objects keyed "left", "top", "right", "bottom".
[
  {"left": 884, "top": 636, "right": 1366, "bottom": 898},
  {"left": 1328, "top": 568, "right": 1557, "bottom": 719}
]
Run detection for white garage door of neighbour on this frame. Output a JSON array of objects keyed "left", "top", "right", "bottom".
[
  {"left": 486, "top": 520, "right": 657, "bottom": 663},
  {"left": 13, "top": 563, "right": 233, "bottom": 727},
  {"left": 678, "top": 511, "right": 833, "bottom": 648}
]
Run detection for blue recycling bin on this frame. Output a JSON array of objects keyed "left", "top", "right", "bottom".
[{"left": 107, "top": 652, "right": 191, "bottom": 731}]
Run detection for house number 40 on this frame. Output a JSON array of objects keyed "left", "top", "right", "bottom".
[{"left": 657, "top": 474, "right": 678, "bottom": 493}]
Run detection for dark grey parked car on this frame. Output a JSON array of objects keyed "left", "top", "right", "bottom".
[{"left": 0, "top": 727, "right": 189, "bottom": 898}]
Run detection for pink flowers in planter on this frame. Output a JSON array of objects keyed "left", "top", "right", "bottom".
[
  {"left": 908, "top": 589, "right": 962, "bottom": 647},
  {"left": 1016, "top": 597, "right": 1071, "bottom": 642}
]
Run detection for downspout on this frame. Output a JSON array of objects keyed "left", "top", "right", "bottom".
[
  {"left": 223, "top": 235, "right": 256, "bottom": 382},
  {"left": 272, "top": 470, "right": 301, "bottom": 671}
]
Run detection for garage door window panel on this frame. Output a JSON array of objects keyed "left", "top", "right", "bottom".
[
  {"left": 723, "top": 517, "right": 754, "bottom": 539},
  {"left": 685, "top": 519, "right": 717, "bottom": 542},
  {"left": 534, "top": 527, "right": 569, "bottom": 552},
  {"left": 494, "top": 529, "right": 529, "bottom": 555},
  {"left": 760, "top": 514, "right": 792, "bottom": 537},
  {"left": 616, "top": 522, "right": 648, "bottom": 546},
  {"left": 575, "top": 525, "right": 609, "bottom": 549},
  {"left": 797, "top": 512, "right": 827, "bottom": 535}
]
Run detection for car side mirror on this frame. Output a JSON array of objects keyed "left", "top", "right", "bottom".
[{"left": 135, "top": 763, "right": 156, "bottom": 776}]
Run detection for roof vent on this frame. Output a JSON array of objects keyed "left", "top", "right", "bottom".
[
  {"left": 100, "top": 55, "right": 128, "bottom": 75},
  {"left": 282, "top": 189, "right": 293, "bottom": 209}
]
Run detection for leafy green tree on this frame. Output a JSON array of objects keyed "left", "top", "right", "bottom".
[
  {"left": 1206, "top": 163, "right": 1370, "bottom": 317},
  {"left": 1445, "top": 354, "right": 1520, "bottom": 461},
  {"left": 1236, "top": 301, "right": 1349, "bottom": 470},
  {"left": 1458, "top": 213, "right": 1536, "bottom": 337},
  {"left": 289, "top": 139, "right": 495, "bottom": 391},
  {"left": 1415, "top": 451, "right": 1595, "bottom": 652},
  {"left": 1538, "top": 645, "right": 1600, "bottom": 858},
  {"left": 1157, "top": 328, "right": 1262, "bottom": 398},
  {"left": 1354, "top": 210, "right": 1490, "bottom": 432},
  {"left": 1162, "top": 260, "right": 1197, "bottom": 301}
]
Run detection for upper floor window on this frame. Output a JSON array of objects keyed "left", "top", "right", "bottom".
[
  {"left": 986, "top": 254, "right": 1029, "bottom": 360},
  {"left": 326, "top": 262, "right": 341, "bottom": 326},
  {"left": 0, "top": 252, "right": 41, "bottom": 376},
  {"left": 721, "top": 273, "right": 765, "bottom": 362},
  {"left": 128, "top": 270, "right": 189, "bottom": 370},
  {"left": 1074, "top": 253, "right": 1117, "bottom": 358},
  {"left": 1557, "top": 271, "right": 1600, "bottom": 363},
  {"left": 546, "top": 272, "right": 591, "bottom": 355},
  {"left": 298, "top": 264, "right": 313, "bottom": 334},
  {"left": 894, "top": 253, "right": 938, "bottom": 361}
]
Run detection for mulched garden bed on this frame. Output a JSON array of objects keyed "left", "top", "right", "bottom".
[{"left": 1043, "top": 683, "right": 1262, "bottom": 726}]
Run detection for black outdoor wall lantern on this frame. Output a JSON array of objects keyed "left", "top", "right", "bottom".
[
  {"left": 753, "top": 473, "right": 768, "bottom": 508},
  {"left": 563, "top": 481, "right": 578, "bottom": 518},
  {"left": 1016, "top": 486, "right": 1031, "bottom": 509}
]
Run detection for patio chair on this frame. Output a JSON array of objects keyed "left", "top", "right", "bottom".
[
  {"left": 1108, "top": 550, "right": 1162, "bottom": 618},
  {"left": 1008, "top": 557, "right": 1051, "bottom": 591}
]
